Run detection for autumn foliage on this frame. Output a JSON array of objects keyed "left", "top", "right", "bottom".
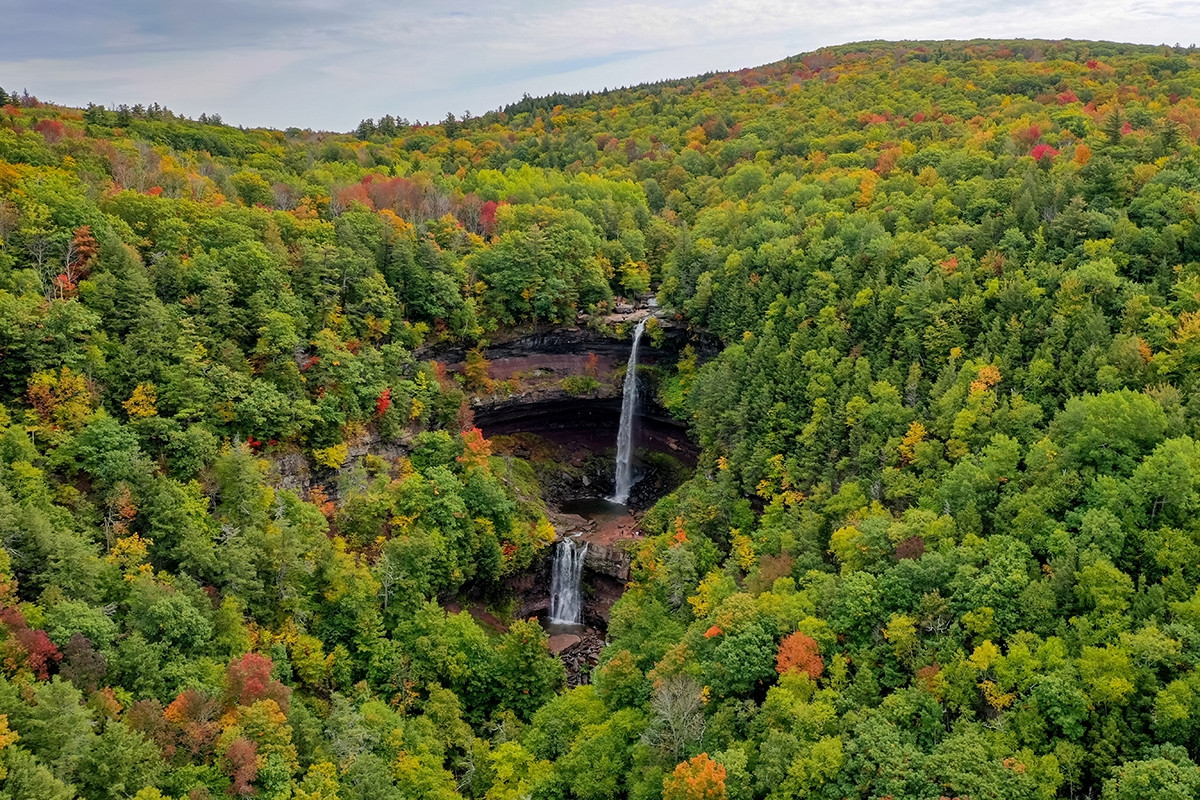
[
  {"left": 1031, "top": 143, "right": 1059, "bottom": 161},
  {"left": 458, "top": 426, "right": 492, "bottom": 468},
  {"left": 164, "top": 688, "right": 221, "bottom": 757},
  {"left": 375, "top": 386, "right": 392, "bottom": 417},
  {"left": 123, "top": 382, "right": 159, "bottom": 418},
  {"left": 776, "top": 631, "right": 823, "bottom": 680},
  {"left": 969, "top": 364, "right": 1002, "bottom": 395},
  {"left": 26, "top": 367, "right": 95, "bottom": 429},
  {"left": 0, "top": 606, "right": 61, "bottom": 680},
  {"left": 224, "top": 737, "right": 259, "bottom": 796},
  {"left": 1, "top": 36, "right": 1200, "bottom": 800},
  {"left": 479, "top": 199, "right": 499, "bottom": 236},
  {"left": 464, "top": 348, "right": 494, "bottom": 392},
  {"left": 32, "top": 118, "right": 64, "bottom": 143},
  {"left": 224, "top": 653, "right": 291, "bottom": 712},
  {"left": 663, "top": 753, "right": 727, "bottom": 800}
]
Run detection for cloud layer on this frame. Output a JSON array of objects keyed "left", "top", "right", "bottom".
[{"left": 1, "top": 0, "right": 1197, "bottom": 131}]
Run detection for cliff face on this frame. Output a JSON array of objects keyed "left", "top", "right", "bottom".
[
  {"left": 584, "top": 539, "right": 631, "bottom": 582},
  {"left": 474, "top": 394, "right": 695, "bottom": 470},
  {"left": 269, "top": 427, "right": 414, "bottom": 501},
  {"left": 417, "top": 306, "right": 715, "bottom": 366}
]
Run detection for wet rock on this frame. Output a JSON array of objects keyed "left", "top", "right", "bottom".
[
  {"left": 584, "top": 541, "right": 632, "bottom": 582},
  {"left": 548, "top": 633, "right": 582, "bottom": 654},
  {"left": 585, "top": 574, "right": 627, "bottom": 625},
  {"left": 558, "top": 628, "right": 607, "bottom": 687},
  {"left": 550, "top": 512, "right": 592, "bottom": 537}
]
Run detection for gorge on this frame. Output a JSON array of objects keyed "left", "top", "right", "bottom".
[{"left": 448, "top": 312, "right": 700, "bottom": 678}]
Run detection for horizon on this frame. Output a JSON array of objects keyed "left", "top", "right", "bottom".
[
  {"left": 8, "top": 36, "right": 1197, "bottom": 134},
  {"left": 1, "top": 0, "right": 1198, "bottom": 131}
]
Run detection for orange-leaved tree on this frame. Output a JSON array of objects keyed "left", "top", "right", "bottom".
[
  {"left": 776, "top": 631, "right": 823, "bottom": 680},
  {"left": 663, "top": 752, "right": 727, "bottom": 800}
]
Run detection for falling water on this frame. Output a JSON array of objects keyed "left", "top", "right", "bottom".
[
  {"left": 548, "top": 537, "right": 589, "bottom": 625},
  {"left": 609, "top": 319, "right": 647, "bottom": 505}
]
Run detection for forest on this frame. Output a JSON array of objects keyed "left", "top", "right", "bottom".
[{"left": 2, "top": 37, "right": 1200, "bottom": 799}]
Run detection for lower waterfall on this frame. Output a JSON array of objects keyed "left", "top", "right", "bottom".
[{"left": 548, "top": 537, "right": 588, "bottom": 625}]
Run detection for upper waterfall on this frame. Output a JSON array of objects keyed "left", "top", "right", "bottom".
[{"left": 609, "top": 319, "right": 647, "bottom": 505}]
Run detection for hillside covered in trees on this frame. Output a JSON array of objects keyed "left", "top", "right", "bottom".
[{"left": 3, "top": 37, "right": 1200, "bottom": 799}]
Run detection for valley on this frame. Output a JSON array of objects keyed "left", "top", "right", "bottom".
[{"left": 1, "top": 38, "right": 1199, "bottom": 800}]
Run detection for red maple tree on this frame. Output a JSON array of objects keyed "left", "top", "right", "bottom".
[
  {"left": 376, "top": 387, "right": 392, "bottom": 417},
  {"left": 224, "top": 653, "right": 291, "bottom": 712},
  {"left": 776, "top": 631, "right": 823, "bottom": 680}
]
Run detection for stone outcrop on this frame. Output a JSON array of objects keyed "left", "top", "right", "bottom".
[
  {"left": 269, "top": 428, "right": 413, "bottom": 502},
  {"left": 584, "top": 539, "right": 632, "bottom": 582}
]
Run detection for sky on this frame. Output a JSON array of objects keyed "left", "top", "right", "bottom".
[{"left": 1, "top": 0, "right": 1198, "bottom": 132}]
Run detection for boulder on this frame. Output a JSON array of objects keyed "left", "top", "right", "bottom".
[{"left": 547, "top": 633, "right": 582, "bottom": 654}]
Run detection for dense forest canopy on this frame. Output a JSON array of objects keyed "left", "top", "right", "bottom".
[{"left": 2, "top": 37, "right": 1200, "bottom": 798}]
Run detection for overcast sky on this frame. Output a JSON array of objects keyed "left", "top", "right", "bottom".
[{"left": 1, "top": 0, "right": 1198, "bottom": 132}]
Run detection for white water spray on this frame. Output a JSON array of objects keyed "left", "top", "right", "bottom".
[
  {"left": 609, "top": 319, "right": 646, "bottom": 505},
  {"left": 548, "top": 537, "right": 588, "bottom": 625}
]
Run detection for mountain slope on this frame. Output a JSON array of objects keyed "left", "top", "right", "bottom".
[{"left": 0, "top": 38, "right": 1200, "bottom": 799}]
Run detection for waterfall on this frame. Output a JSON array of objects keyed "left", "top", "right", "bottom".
[
  {"left": 548, "top": 537, "right": 588, "bottom": 625},
  {"left": 609, "top": 318, "right": 646, "bottom": 505}
]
